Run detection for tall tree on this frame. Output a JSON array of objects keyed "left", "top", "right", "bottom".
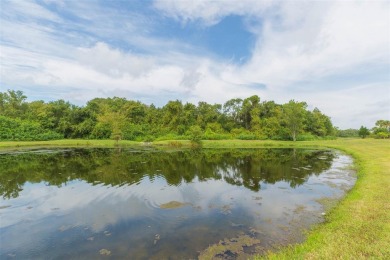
[
  {"left": 282, "top": 100, "right": 307, "bottom": 141},
  {"left": 162, "top": 100, "right": 184, "bottom": 133},
  {"left": 196, "top": 102, "right": 221, "bottom": 129},
  {"left": 358, "top": 126, "right": 370, "bottom": 138},
  {"left": 372, "top": 120, "right": 390, "bottom": 139},
  {"left": 222, "top": 98, "right": 243, "bottom": 130},
  {"left": 305, "top": 108, "right": 334, "bottom": 136},
  {"left": 240, "top": 95, "right": 260, "bottom": 130},
  {"left": 0, "top": 90, "right": 28, "bottom": 118}
]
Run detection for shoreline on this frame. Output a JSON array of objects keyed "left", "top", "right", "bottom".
[{"left": 1, "top": 138, "right": 389, "bottom": 258}]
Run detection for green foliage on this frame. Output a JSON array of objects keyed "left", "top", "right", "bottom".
[
  {"left": 374, "top": 132, "right": 389, "bottom": 139},
  {"left": 143, "top": 135, "right": 155, "bottom": 142},
  {"left": 282, "top": 100, "right": 307, "bottom": 141},
  {"left": 154, "top": 134, "right": 188, "bottom": 141},
  {"left": 122, "top": 123, "right": 144, "bottom": 140},
  {"left": 306, "top": 108, "right": 333, "bottom": 136},
  {"left": 372, "top": 120, "right": 390, "bottom": 139},
  {"left": 203, "top": 123, "right": 231, "bottom": 140},
  {"left": 203, "top": 132, "right": 231, "bottom": 140},
  {"left": 188, "top": 125, "right": 203, "bottom": 141},
  {"left": 90, "top": 122, "right": 111, "bottom": 139},
  {"left": 188, "top": 125, "right": 203, "bottom": 145},
  {"left": 1, "top": 89, "right": 343, "bottom": 142},
  {"left": 358, "top": 126, "right": 370, "bottom": 138},
  {"left": 0, "top": 90, "right": 28, "bottom": 118},
  {"left": 337, "top": 128, "right": 359, "bottom": 137},
  {"left": 237, "top": 133, "right": 257, "bottom": 140},
  {"left": 0, "top": 116, "right": 62, "bottom": 141}
]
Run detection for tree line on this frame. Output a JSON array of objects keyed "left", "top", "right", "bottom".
[
  {"left": 1, "top": 89, "right": 337, "bottom": 141},
  {"left": 357, "top": 120, "right": 390, "bottom": 139}
]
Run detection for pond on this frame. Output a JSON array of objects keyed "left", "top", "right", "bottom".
[{"left": 0, "top": 148, "right": 355, "bottom": 259}]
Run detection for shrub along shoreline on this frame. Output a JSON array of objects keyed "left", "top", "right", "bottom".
[{"left": 1, "top": 138, "right": 389, "bottom": 258}]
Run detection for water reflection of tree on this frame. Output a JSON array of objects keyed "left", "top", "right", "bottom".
[{"left": 0, "top": 148, "right": 335, "bottom": 199}]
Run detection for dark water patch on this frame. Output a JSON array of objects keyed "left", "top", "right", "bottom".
[{"left": 0, "top": 148, "right": 355, "bottom": 259}]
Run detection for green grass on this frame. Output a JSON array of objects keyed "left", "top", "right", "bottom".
[
  {"left": 1, "top": 138, "right": 389, "bottom": 258},
  {"left": 0, "top": 139, "right": 141, "bottom": 150},
  {"left": 249, "top": 138, "right": 389, "bottom": 259}
]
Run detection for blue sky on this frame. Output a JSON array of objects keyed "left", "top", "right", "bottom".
[{"left": 0, "top": 0, "right": 389, "bottom": 129}]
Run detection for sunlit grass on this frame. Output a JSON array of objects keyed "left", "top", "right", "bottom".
[
  {"left": 248, "top": 138, "right": 389, "bottom": 259},
  {"left": 1, "top": 138, "right": 389, "bottom": 258},
  {"left": 0, "top": 139, "right": 141, "bottom": 149}
]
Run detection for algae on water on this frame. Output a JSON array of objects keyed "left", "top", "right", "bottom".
[
  {"left": 198, "top": 235, "right": 260, "bottom": 260},
  {"left": 99, "top": 249, "right": 111, "bottom": 256},
  {"left": 159, "top": 201, "right": 187, "bottom": 209}
]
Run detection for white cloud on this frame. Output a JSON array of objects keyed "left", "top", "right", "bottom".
[
  {"left": 154, "top": 0, "right": 275, "bottom": 25},
  {"left": 2, "top": 0, "right": 63, "bottom": 22},
  {"left": 294, "top": 82, "right": 390, "bottom": 129},
  {"left": 154, "top": 0, "right": 389, "bottom": 82},
  {"left": 153, "top": 0, "right": 390, "bottom": 127},
  {"left": 0, "top": 0, "right": 389, "bottom": 128},
  {"left": 77, "top": 42, "right": 156, "bottom": 78},
  {"left": 254, "top": 1, "right": 388, "bottom": 83}
]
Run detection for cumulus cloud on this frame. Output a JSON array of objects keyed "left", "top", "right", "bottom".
[
  {"left": 154, "top": 0, "right": 390, "bottom": 127},
  {"left": 0, "top": 0, "right": 389, "bottom": 128},
  {"left": 77, "top": 42, "right": 156, "bottom": 78}
]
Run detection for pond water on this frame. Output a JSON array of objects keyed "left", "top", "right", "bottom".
[{"left": 0, "top": 148, "right": 355, "bottom": 259}]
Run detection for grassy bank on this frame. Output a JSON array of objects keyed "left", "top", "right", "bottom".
[
  {"left": 249, "top": 138, "right": 389, "bottom": 259},
  {"left": 1, "top": 138, "right": 389, "bottom": 258},
  {"left": 0, "top": 139, "right": 141, "bottom": 150},
  {"left": 201, "top": 139, "right": 389, "bottom": 258}
]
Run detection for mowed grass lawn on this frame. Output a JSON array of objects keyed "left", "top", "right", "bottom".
[{"left": 1, "top": 138, "right": 389, "bottom": 258}]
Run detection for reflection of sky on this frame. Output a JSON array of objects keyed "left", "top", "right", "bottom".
[{"left": 0, "top": 152, "right": 355, "bottom": 257}]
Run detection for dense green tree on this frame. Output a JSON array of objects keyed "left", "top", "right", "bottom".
[
  {"left": 196, "top": 101, "right": 221, "bottom": 129},
  {"left": 182, "top": 102, "right": 197, "bottom": 130},
  {"left": 0, "top": 90, "right": 28, "bottom": 118},
  {"left": 0, "top": 89, "right": 339, "bottom": 141},
  {"left": 306, "top": 108, "right": 334, "bottom": 136},
  {"left": 372, "top": 120, "right": 390, "bottom": 139},
  {"left": 223, "top": 98, "right": 243, "bottom": 128},
  {"left": 162, "top": 100, "right": 185, "bottom": 134},
  {"left": 337, "top": 128, "right": 359, "bottom": 138},
  {"left": 374, "top": 120, "right": 390, "bottom": 130},
  {"left": 0, "top": 116, "right": 62, "bottom": 141},
  {"left": 282, "top": 100, "right": 307, "bottom": 141},
  {"left": 240, "top": 95, "right": 260, "bottom": 130},
  {"left": 188, "top": 125, "right": 203, "bottom": 145},
  {"left": 122, "top": 100, "right": 147, "bottom": 124},
  {"left": 358, "top": 126, "right": 370, "bottom": 138},
  {"left": 259, "top": 101, "right": 283, "bottom": 138}
]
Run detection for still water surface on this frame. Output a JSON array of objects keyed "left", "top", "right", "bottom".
[{"left": 0, "top": 148, "right": 355, "bottom": 259}]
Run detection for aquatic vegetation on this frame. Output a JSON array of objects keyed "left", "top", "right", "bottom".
[
  {"left": 99, "top": 249, "right": 111, "bottom": 256},
  {"left": 159, "top": 201, "right": 187, "bottom": 209},
  {"left": 199, "top": 234, "right": 260, "bottom": 259}
]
